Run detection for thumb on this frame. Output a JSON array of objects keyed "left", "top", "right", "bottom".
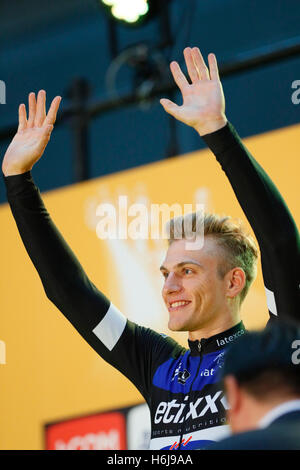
[{"left": 160, "top": 98, "right": 181, "bottom": 118}]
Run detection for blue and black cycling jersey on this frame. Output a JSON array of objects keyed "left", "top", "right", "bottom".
[{"left": 3, "top": 122, "right": 299, "bottom": 449}]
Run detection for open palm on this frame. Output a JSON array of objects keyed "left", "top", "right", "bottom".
[
  {"left": 2, "top": 90, "right": 61, "bottom": 176},
  {"left": 160, "top": 47, "right": 226, "bottom": 135}
]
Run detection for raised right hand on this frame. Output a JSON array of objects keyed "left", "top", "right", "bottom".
[
  {"left": 160, "top": 47, "right": 227, "bottom": 136},
  {"left": 2, "top": 90, "right": 61, "bottom": 176}
]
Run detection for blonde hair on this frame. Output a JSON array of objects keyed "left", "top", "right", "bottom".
[{"left": 166, "top": 213, "right": 258, "bottom": 303}]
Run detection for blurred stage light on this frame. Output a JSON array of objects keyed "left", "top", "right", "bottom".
[{"left": 100, "top": 0, "right": 152, "bottom": 25}]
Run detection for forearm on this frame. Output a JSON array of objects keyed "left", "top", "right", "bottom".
[
  {"left": 201, "top": 122, "right": 300, "bottom": 321},
  {"left": 3, "top": 170, "right": 181, "bottom": 398},
  {"left": 201, "top": 122, "right": 299, "bottom": 249},
  {"left": 3, "top": 171, "right": 110, "bottom": 329}
]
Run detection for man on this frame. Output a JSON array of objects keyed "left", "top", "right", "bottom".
[
  {"left": 2, "top": 47, "right": 299, "bottom": 450},
  {"left": 206, "top": 322, "right": 300, "bottom": 450}
]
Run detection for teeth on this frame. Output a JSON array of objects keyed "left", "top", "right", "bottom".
[{"left": 170, "top": 301, "right": 190, "bottom": 308}]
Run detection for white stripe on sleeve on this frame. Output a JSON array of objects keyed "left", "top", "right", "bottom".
[
  {"left": 92, "top": 303, "right": 127, "bottom": 351},
  {"left": 265, "top": 287, "right": 278, "bottom": 316}
]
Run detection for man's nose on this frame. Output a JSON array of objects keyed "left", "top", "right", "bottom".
[{"left": 163, "top": 272, "right": 183, "bottom": 295}]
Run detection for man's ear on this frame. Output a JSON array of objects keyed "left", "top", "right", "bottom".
[
  {"left": 224, "top": 375, "right": 241, "bottom": 414},
  {"left": 226, "top": 267, "right": 246, "bottom": 299}
]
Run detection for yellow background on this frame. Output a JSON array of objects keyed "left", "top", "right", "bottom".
[{"left": 0, "top": 123, "right": 299, "bottom": 449}]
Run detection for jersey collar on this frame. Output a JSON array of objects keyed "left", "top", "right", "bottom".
[{"left": 188, "top": 321, "right": 246, "bottom": 356}]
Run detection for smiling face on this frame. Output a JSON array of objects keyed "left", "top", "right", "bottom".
[{"left": 160, "top": 237, "right": 242, "bottom": 338}]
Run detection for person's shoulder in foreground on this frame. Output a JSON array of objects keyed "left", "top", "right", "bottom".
[
  {"left": 204, "top": 321, "right": 300, "bottom": 450},
  {"left": 205, "top": 418, "right": 300, "bottom": 450}
]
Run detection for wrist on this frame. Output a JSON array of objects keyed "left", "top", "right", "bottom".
[
  {"left": 2, "top": 165, "right": 32, "bottom": 177},
  {"left": 194, "top": 116, "right": 228, "bottom": 137}
]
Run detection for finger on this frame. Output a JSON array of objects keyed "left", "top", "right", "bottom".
[
  {"left": 208, "top": 53, "right": 220, "bottom": 81},
  {"left": 35, "top": 124, "right": 54, "bottom": 154},
  {"left": 27, "top": 92, "right": 36, "bottom": 128},
  {"left": 170, "top": 61, "right": 189, "bottom": 91},
  {"left": 42, "top": 124, "right": 54, "bottom": 138},
  {"left": 183, "top": 47, "right": 199, "bottom": 83},
  {"left": 18, "top": 103, "right": 27, "bottom": 132},
  {"left": 35, "top": 90, "right": 46, "bottom": 127},
  {"left": 44, "top": 96, "right": 62, "bottom": 126},
  {"left": 160, "top": 98, "right": 181, "bottom": 118},
  {"left": 191, "top": 48, "right": 210, "bottom": 80}
]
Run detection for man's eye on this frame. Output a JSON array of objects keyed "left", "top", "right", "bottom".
[
  {"left": 184, "top": 268, "right": 193, "bottom": 275},
  {"left": 162, "top": 272, "right": 169, "bottom": 279}
]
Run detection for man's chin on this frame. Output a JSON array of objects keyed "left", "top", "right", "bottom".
[{"left": 168, "top": 320, "right": 189, "bottom": 332}]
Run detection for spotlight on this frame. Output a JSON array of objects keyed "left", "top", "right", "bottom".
[{"left": 99, "top": 0, "right": 159, "bottom": 26}]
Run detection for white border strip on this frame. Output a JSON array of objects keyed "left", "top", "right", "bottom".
[
  {"left": 92, "top": 303, "right": 127, "bottom": 351},
  {"left": 265, "top": 287, "right": 278, "bottom": 316}
]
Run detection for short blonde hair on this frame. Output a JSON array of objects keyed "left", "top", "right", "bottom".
[{"left": 166, "top": 213, "right": 258, "bottom": 303}]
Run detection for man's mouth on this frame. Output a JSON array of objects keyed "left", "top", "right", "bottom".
[{"left": 168, "top": 300, "right": 191, "bottom": 311}]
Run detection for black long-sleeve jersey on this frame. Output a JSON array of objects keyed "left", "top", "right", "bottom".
[{"left": 3, "top": 122, "right": 299, "bottom": 450}]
